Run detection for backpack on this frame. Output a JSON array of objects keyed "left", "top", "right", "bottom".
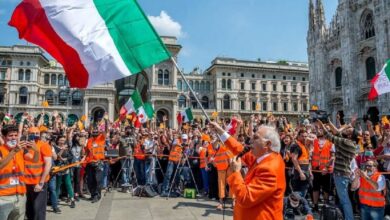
[{"left": 320, "top": 204, "right": 344, "bottom": 220}]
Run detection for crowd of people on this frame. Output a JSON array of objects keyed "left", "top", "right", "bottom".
[{"left": 1, "top": 110, "right": 390, "bottom": 220}]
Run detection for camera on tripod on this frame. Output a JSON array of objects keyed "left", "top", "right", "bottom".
[{"left": 309, "top": 110, "right": 329, "bottom": 123}]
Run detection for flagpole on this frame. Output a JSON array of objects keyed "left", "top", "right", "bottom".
[{"left": 171, "top": 58, "right": 211, "bottom": 122}]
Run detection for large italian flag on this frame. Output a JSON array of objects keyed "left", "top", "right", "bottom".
[
  {"left": 368, "top": 60, "right": 390, "bottom": 100},
  {"left": 9, "top": 0, "right": 171, "bottom": 88}
]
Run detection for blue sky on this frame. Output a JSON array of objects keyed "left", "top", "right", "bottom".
[{"left": 0, "top": 0, "right": 338, "bottom": 72}]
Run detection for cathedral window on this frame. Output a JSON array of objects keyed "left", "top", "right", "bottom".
[
  {"left": 366, "top": 57, "right": 376, "bottom": 80},
  {"left": 335, "top": 67, "right": 342, "bottom": 88},
  {"left": 361, "top": 11, "right": 375, "bottom": 39}
]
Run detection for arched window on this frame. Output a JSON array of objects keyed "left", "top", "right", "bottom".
[
  {"left": 72, "top": 91, "right": 82, "bottom": 105},
  {"left": 183, "top": 81, "right": 188, "bottom": 91},
  {"left": 206, "top": 81, "right": 211, "bottom": 91},
  {"left": 195, "top": 81, "right": 200, "bottom": 91},
  {"left": 19, "top": 87, "right": 28, "bottom": 104},
  {"left": 178, "top": 95, "right": 187, "bottom": 108},
  {"left": 335, "top": 67, "right": 342, "bottom": 88},
  {"left": 58, "top": 74, "right": 64, "bottom": 86},
  {"left": 45, "top": 90, "right": 54, "bottom": 105},
  {"left": 177, "top": 80, "right": 182, "bottom": 90},
  {"left": 58, "top": 90, "right": 67, "bottom": 105},
  {"left": 65, "top": 76, "right": 69, "bottom": 86},
  {"left": 157, "top": 69, "right": 163, "bottom": 85},
  {"left": 222, "top": 79, "right": 226, "bottom": 89},
  {"left": 44, "top": 74, "right": 50, "bottom": 85},
  {"left": 200, "top": 81, "right": 205, "bottom": 91},
  {"left": 51, "top": 74, "right": 57, "bottom": 85},
  {"left": 18, "top": 69, "right": 24, "bottom": 81},
  {"left": 190, "top": 95, "right": 197, "bottom": 109},
  {"left": 227, "top": 79, "right": 232, "bottom": 90},
  {"left": 25, "top": 69, "right": 31, "bottom": 81},
  {"left": 366, "top": 57, "right": 376, "bottom": 80},
  {"left": 202, "top": 96, "right": 209, "bottom": 109},
  {"left": 189, "top": 80, "right": 194, "bottom": 90},
  {"left": 361, "top": 11, "right": 375, "bottom": 39},
  {"left": 223, "top": 94, "right": 230, "bottom": 110},
  {"left": 164, "top": 70, "right": 169, "bottom": 85}
]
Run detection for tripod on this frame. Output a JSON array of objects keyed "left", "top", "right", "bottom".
[
  {"left": 111, "top": 155, "right": 137, "bottom": 195},
  {"left": 166, "top": 152, "right": 200, "bottom": 200}
]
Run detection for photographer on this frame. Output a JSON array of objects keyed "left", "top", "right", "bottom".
[
  {"left": 118, "top": 129, "right": 134, "bottom": 192},
  {"left": 160, "top": 134, "right": 185, "bottom": 197},
  {"left": 317, "top": 119, "right": 357, "bottom": 220},
  {"left": 144, "top": 132, "right": 157, "bottom": 185},
  {"left": 0, "top": 125, "right": 38, "bottom": 220}
]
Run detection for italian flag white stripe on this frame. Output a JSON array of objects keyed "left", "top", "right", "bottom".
[
  {"left": 40, "top": 0, "right": 130, "bottom": 88},
  {"left": 369, "top": 60, "right": 390, "bottom": 100}
]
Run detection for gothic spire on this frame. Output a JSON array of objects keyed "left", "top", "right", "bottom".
[
  {"left": 309, "top": 0, "right": 316, "bottom": 32},
  {"left": 316, "top": 0, "right": 325, "bottom": 27}
]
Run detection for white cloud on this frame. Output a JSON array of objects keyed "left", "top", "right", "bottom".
[{"left": 148, "top": 11, "right": 184, "bottom": 38}]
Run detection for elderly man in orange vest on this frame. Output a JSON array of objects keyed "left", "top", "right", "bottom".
[
  {"left": 351, "top": 159, "right": 386, "bottom": 219},
  {"left": 210, "top": 121, "right": 286, "bottom": 220}
]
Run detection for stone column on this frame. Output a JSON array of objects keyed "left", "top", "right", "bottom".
[
  {"left": 172, "top": 102, "right": 178, "bottom": 129},
  {"left": 108, "top": 98, "right": 114, "bottom": 122},
  {"left": 84, "top": 98, "right": 89, "bottom": 127}
]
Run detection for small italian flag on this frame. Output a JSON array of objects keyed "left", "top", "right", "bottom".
[
  {"left": 9, "top": 0, "right": 171, "bottom": 88},
  {"left": 180, "top": 108, "right": 194, "bottom": 123},
  {"left": 120, "top": 90, "right": 143, "bottom": 116},
  {"left": 137, "top": 102, "right": 155, "bottom": 124},
  {"left": 368, "top": 60, "right": 390, "bottom": 100}
]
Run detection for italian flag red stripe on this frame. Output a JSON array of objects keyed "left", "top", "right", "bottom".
[{"left": 9, "top": 0, "right": 89, "bottom": 88}]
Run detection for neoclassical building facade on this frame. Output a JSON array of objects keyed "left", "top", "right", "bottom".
[
  {"left": 0, "top": 37, "right": 309, "bottom": 128},
  {"left": 307, "top": 0, "right": 390, "bottom": 123}
]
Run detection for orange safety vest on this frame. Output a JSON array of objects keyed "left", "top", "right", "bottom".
[
  {"left": 296, "top": 141, "right": 310, "bottom": 165},
  {"left": 24, "top": 141, "right": 51, "bottom": 185},
  {"left": 0, "top": 145, "right": 26, "bottom": 196},
  {"left": 134, "top": 144, "right": 145, "bottom": 160},
  {"left": 86, "top": 135, "right": 106, "bottom": 163},
  {"left": 213, "top": 146, "right": 233, "bottom": 171},
  {"left": 311, "top": 139, "right": 333, "bottom": 172},
  {"left": 358, "top": 172, "right": 386, "bottom": 207},
  {"left": 199, "top": 147, "right": 207, "bottom": 169},
  {"left": 169, "top": 145, "right": 183, "bottom": 163}
]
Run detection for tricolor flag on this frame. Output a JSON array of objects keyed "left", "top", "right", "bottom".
[
  {"left": 368, "top": 60, "right": 390, "bottom": 100},
  {"left": 180, "top": 108, "right": 193, "bottom": 123},
  {"left": 137, "top": 102, "right": 154, "bottom": 124},
  {"left": 120, "top": 90, "right": 144, "bottom": 116},
  {"left": 9, "top": 0, "right": 171, "bottom": 88},
  {"left": 226, "top": 117, "right": 238, "bottom": 135}
]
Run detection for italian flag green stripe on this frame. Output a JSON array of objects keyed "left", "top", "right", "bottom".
[{"left": 93, "top": 0, "right": 171, "bottom": 74}]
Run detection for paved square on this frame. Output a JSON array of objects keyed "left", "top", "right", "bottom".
[{"left": 47, "top": 191, "right": 233, "bottom": 220}]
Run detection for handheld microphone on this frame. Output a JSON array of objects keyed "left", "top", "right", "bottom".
[{"left": 236, "top": 146, "right": 251, "bottom": 160}]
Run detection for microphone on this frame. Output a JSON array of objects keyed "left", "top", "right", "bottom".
[{"left": 236, "top": 146, "right": 251, "bottom": 160}]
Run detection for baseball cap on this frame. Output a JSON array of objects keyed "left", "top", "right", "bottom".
[{"left": 181, "top": 134, "right": 188, "bottom": 140}]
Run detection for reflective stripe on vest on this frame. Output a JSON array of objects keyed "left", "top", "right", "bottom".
[
  {"left": 214, "top": 147, "right": 230, "bottom": 171},
  {"left": 312, "top": 139, "right": 333, "bottom": 171},
  {"left": 358, "top": 172, "right": 386, "bottom": 207},
  {"left": 0, "top": 146, "right": 26, "bottom": 196}
]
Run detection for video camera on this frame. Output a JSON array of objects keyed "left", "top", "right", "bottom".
[{"left": 309, "top": 110, "right": 329, "bottom": 123}]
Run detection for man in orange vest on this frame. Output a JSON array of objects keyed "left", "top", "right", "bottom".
[
  {"left": 85, "top": 128, "right": 106, "bottom": 203},
  {"left": 198, "top": 140, "right": 210, "bottom": 196},
  {"left": 0, "top": 125, "right": 38, "bottom": 220},
  {"left": 209, "top": 134, "right": 233, "bottom": 210},
  {"left": 351, "top": 159, "right": 386, "bottom": 219},
  {"left": 311, "top": 127, "right": 335, "bottom": 212},
  {"left": 24, "top": 127, "right": 52, "bottom": 220},
  {"left": 290, "top": 129, "right": 312, "bottom": 198},
  {"left": 160, "top": 134, "right": 185, "bottom": 197},
  {"left": 209, "top": 121, "right": 286, "bottom": 220}
]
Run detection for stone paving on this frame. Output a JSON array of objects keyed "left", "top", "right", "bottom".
[{"left": 47, "top": 191, "right": 233, "bottom": 220}]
